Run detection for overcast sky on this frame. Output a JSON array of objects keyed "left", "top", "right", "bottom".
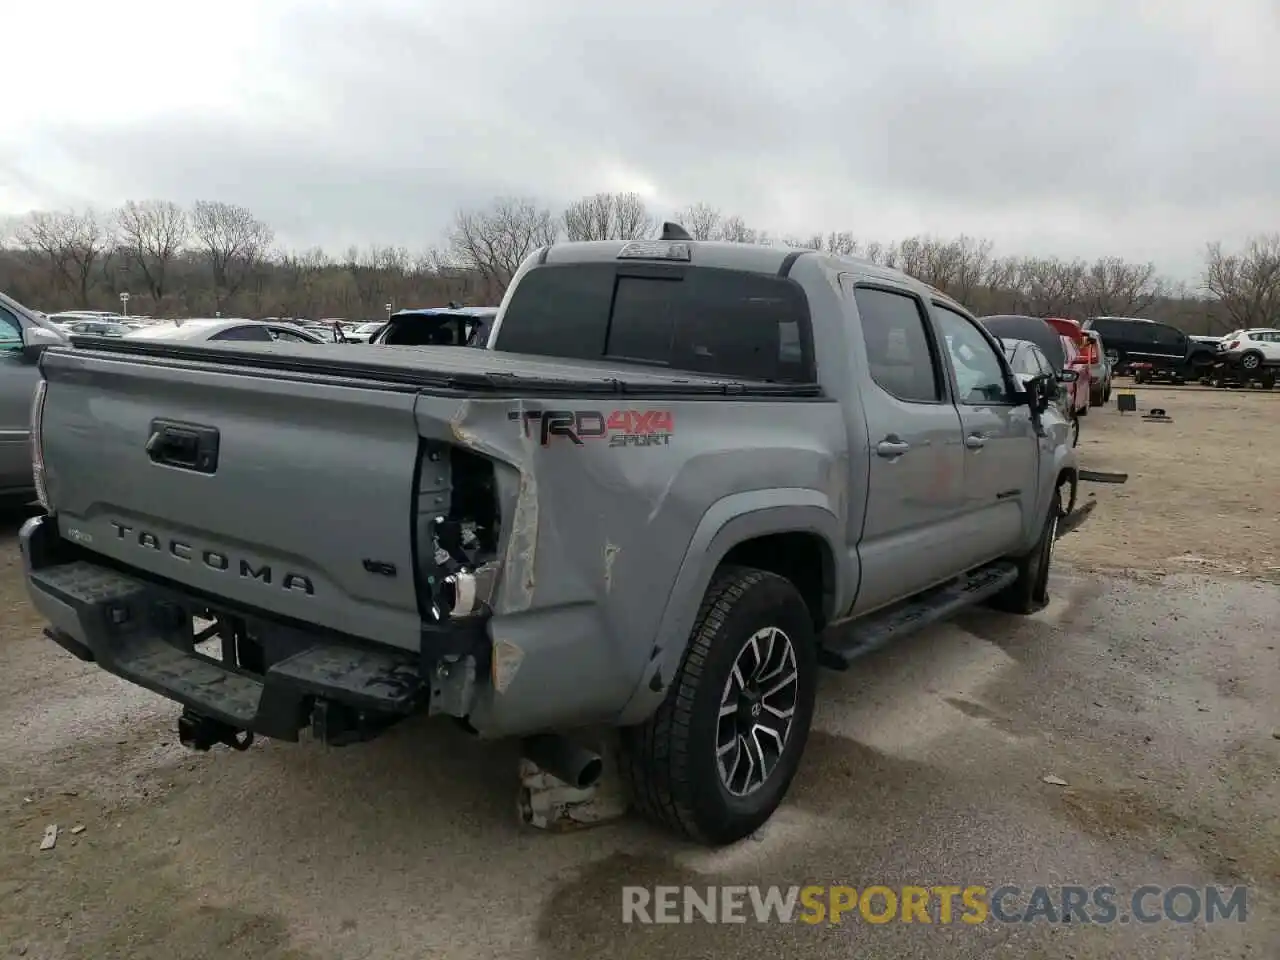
[{"left": 4, "top": 0, "right": 1277, "bottom": 280}]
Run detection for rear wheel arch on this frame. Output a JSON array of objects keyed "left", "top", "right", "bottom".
[{"left": 613, "top": 496, "right": 842, "bottom": 726}]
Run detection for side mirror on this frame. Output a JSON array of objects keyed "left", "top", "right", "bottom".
[
  {"left": 22, "top": 324, "right": 66, "bottom": 363},
  {"left": 1056, "top": 369, "right": 1079, "bottom": 383},
  {"left": 1014, "top": 373, "right": 1052, "bottom": 414}
]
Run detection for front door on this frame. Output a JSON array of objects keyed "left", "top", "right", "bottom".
[
  {"left": 932, "top": 303, "right": 1039, "bottom": 564},
  {"left": 845, "top": 283, "right": 968, "bottom": 615}
]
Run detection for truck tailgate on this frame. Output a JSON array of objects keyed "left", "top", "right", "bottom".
[{"left": 38, "top": 344, "right": 424, "bottom": 650}]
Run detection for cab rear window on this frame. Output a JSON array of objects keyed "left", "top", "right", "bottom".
[{"left": 493, "top": 263, "right": 816, "bottom": 383}]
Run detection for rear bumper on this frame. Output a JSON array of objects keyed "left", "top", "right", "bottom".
[{"left": 19, "top": 514, "right": 487, "bottom": 742}]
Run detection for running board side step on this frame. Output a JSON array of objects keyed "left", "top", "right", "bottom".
[{"left": 817, "top": 562, "right": 1019, "bottom": 670}]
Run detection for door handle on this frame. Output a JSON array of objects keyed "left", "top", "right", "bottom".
[
  {"left": 964, "top": 433, "right": 987, "bottom": 450},
  {"left": 876, "top": 438, "right": 911, "bottom": 458}
]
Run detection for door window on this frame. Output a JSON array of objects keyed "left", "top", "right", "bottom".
[
  {"left": 211, "top": 324, "right": 272, "bottom": 342},
  {"left": 0, "top": 308, "right": 22, "bottom": 347},
  {"left": 851, "top": 286, "right": 942, "bottom": 403},
  {"left": 267, "top": 327, "right": 317, "bottom": 343},
  {"left": 934, "top": 305, "right": 1013, "bottom": 404}
]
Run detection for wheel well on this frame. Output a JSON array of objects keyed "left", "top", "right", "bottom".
[{"left": 720, "top": 532, "right": 834, "bottom": 630}]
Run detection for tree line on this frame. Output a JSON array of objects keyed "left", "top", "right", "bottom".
[{"left": 2, "top": 193, "right": 1276, "bottom": 335}]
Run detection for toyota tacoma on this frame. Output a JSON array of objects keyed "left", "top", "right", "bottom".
[{"left": 21, "top": 227, "right": 1086, "bottom": 845}]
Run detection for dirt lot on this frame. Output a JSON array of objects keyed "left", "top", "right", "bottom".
[
  {"left": 1057, "top": 381, "right": 1280, "bottom": 582},
  {"left": 2, "top": 386, "right": 1277, "bottom": 960}
]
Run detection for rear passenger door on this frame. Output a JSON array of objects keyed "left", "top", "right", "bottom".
[
  {"left": 931, "top": 303, "right": 1038, "bottom": 565},
  {"left": 845, "top": 282, "right": 968, "bottom": 614}
]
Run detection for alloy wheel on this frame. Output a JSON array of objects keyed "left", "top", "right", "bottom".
[{"left": 716, "top": 626, "right": 799, "bottom": 797}]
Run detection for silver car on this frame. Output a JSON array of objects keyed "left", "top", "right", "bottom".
[
  {"left": 0, "top": 292, "right": 68, "bottom": 500},
  {"left": 122, "top": 318, "right": 327, "bottom": 344},
  {"left": 1082, "top": 330, "right": 1112, "bottom": 406}
]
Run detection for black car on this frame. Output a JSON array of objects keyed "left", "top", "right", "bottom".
[
  {"left": 1081, "top": 316, "right": 1198, "bottom": 374},
  {"left": 979, "top": 315, "right": 1067, "bottom": 370}
]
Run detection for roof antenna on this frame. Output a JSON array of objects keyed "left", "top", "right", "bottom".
[{"left": 660, "top": 221, "right": 693, "bottom": 241}]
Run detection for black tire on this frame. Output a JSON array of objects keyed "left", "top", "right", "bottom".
[
  {"left": 1070, "top": 416, "right": 1080, "bottom": 447},
  {"left": 1262, "top": 375, "right": 1276, "bottom": 391},
  {"left": 1089, "top": 386, "right": 1103, "bottom": 408},
  {"left": 1240, "top": 351, "right": 1263, "bottom": 372},
  {"left": 990, "top": 482, "right": 1063, "bottom": 615},
  {"left": 619, "top": 566, "right": 818, "bottom": 845}
]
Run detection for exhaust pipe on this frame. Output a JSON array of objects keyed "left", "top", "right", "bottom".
[{"left": 520, "top": 733, "right": 604, "bottom": 789}]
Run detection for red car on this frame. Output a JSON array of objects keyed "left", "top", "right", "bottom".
[{"left": 1043, "top": 317, "right": 1093, "bottom": 420}]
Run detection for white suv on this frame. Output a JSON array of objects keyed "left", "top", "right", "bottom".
[{"left": 1220, "top": 328, "right": 1280, "bottom": 373}]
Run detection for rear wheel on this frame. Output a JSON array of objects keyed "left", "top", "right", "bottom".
[
  {"left": 1070, "top": 416, "right": 1080, "bottom": 447},
  {"left": 619, "top": 566, "right": 818, "bottom": 845},
  {"left": 1240, "top": 351, "right": 1263, "bottom": 372}
]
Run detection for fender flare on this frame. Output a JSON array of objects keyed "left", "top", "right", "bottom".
[{"left": 614, "top": 488, "right": 842, "bottom": 726}]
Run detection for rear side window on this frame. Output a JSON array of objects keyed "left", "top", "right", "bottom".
[
  {"left": 494, "top": 264, "right": 814, "bottom": 382},
  {"left": 211, "top": 325, "right": 272, "bottom": 342},
  {"left": 852, "top": 287, "right": 941, "bottom": 403},
  {"left": 0, "top": 307, "right": 21, "bottom": 343}
]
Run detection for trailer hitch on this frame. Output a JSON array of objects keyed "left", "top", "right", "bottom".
[{"left": 177, "top": 709, "right": 254, "bottom": 752}]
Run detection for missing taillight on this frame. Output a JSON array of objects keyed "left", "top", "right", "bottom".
[{"left": 30, "top": 380, "right": 49, "bottom": 510}]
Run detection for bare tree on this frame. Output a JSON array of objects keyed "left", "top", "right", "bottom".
[
  {"left": 447, "top": 197, "right": 559, "bottom": 299},
  {"left": 562, "top": 192, "right": 654, "bottom": 241},
  {"left": 12, "top": 208, "right": 112, "bottom": 307},
  {"left": 672, "top": 203, "right": 722, "bottom": 240},
  {"left": 115, "top": 200, "right": 190, "bottom": 305},
  {"left": 1203, "top": 234, "right": 1280, "bottom": 331},
  {"left": 191, "top": 200, "right": 274, "bottom": 309},
  {"left": 718, "top": 215, "right": 759, "bottom": 244},
  {"left": 1080, "top": 256, "right": 1160, "bottom": 317}
]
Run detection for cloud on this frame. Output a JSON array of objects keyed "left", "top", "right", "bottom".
[{"left": 4, "top": 0, "right": 1278, "bottom": 280}]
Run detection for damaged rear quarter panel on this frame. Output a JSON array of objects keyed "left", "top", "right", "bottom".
[{"left": 416, "top": 392, "right": 846, "bottom": 735}]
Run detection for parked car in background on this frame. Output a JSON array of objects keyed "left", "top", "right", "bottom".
[
  {"left": 1082, "top": 330, "right": 1112, "bottom": 406},
  {"left": 0, "top": 291, "right": 68, "bottom": 501},
  {"left": 64, "top": 319, "right": 132, "bottom": 337},
  {"left": 1082, "top": 316, "right": 1191, "bottom": 377},
  {"left": 999, "top": 338, "right": 1082, "bottom": 445},
  {"left": 120, "top": 319, "right": 328, "bottom": 344},
  {"left": 980, "top": 315, "right": 1085, "bottom": 444},
  {"left": 1218, "top": 328, "right": 1280, "bottom": 376},
  {"left": 343, "top": 321, "right": 386, "bottom": 343},
  {"left": 370, "top": 306, "right": 497, "bottom": 347},
  {"left": 1041, "top": 318, "right": 1093, "bottom": 418}
]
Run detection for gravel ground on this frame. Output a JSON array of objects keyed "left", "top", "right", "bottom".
[{"left": 2, "top": 386, "right": 1277, "bottom": 960}]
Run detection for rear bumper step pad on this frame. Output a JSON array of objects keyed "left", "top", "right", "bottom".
[{"left": 30, "top": 560, "right": 424, "bottom": 741}]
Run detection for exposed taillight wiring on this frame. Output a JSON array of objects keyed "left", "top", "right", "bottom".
[{"left": 30, "top": 379, "right": 49, "bottom": 510}]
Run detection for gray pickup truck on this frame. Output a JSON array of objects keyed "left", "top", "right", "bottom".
[{"left": 21, "top": 230, "right": 1086, "bottom": 844}]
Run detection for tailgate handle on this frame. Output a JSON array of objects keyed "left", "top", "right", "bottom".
[{"left": 147, "top": 419, "right": 220, "bottom": 474}]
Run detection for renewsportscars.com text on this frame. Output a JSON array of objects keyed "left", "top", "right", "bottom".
[{"left": 621, "top": 884, "right": 1249, "bottom": 925}]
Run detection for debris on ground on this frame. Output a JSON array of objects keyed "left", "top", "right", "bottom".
[
  {"left": 39, "top": 825, "right": 58, "bottom": 850},
  {"left": 1041, "top": 775, "right": 1069, "bottom": 786},
  {"left": 70, "top": 825, "right": 86, "bottom": 835}
]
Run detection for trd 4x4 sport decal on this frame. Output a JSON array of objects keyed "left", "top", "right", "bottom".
[{"left": 508, "top": 410, "right": 675, "bottom": 447}]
